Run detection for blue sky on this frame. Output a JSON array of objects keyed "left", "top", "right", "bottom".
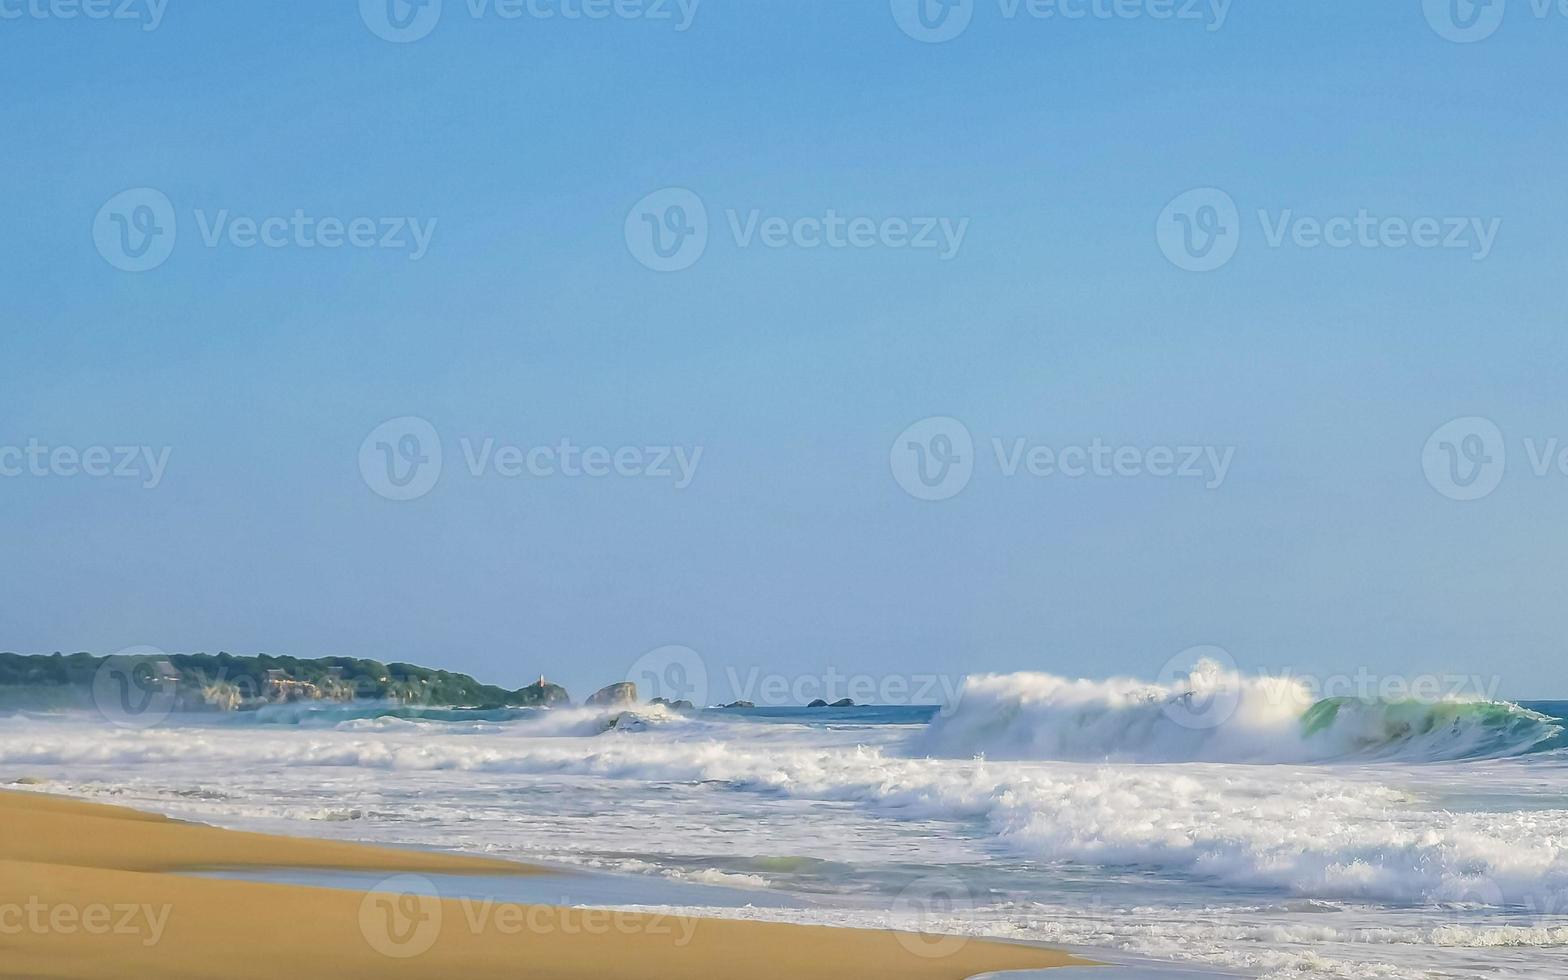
[{"left": 3, "top": 1, "right": 1566, "bottom": 700}]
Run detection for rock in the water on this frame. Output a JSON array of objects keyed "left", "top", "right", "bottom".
[
  {"left": 586, "top": 682, "right": 638, "bottom": 707},
  {"left": 648, "top": 697, "right": 695, "bottom": 710},
  {"left": 600, "top": 711, "right": 639, "bottom": 732},
  {"left": 513, "top": 679, "right": 570, "bottom": 707},
  {"left": 829, "top": 698, "right": 855, "bottom": 708},
  {"left": 807, "top": 698, "right": 829, "bottom": 708},
  {"left": 722, "top": 700, "right": 755, "bottom": 709}
]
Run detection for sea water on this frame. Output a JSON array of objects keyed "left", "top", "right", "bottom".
[{"left": 3, "top": 670, "right": 1565, "bottom": 979}]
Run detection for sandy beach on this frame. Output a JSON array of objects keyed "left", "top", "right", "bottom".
[{"left": 0, "top": 788, "right": 1089, "bottom": 980}]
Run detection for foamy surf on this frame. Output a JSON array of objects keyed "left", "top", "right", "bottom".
[
  {"left": 2, "top": 673, "right": 1565, "bottom": 980},
  {"left": 915, "top": 666, "right": 1564, "bottom": 764}
]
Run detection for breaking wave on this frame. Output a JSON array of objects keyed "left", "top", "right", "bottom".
[{"left": 915, "top": 666, "right": 1565, "bottom": 764}]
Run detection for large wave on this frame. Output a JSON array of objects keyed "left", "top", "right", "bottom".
[{"left": 914, "top": 666, "right": 1565, "bottom": 764}]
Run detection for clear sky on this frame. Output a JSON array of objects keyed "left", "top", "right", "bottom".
[{"left": 3, "top": 1, "right": 1566, "bottom": 700}]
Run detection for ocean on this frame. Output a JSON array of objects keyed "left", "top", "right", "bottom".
[{"left": 3, "top": 669, "right": 1565, "bottom": 980}]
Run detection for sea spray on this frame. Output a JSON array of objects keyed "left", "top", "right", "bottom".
[{"left": 915, "top": 668, "right": 1563, "bottom": 764}]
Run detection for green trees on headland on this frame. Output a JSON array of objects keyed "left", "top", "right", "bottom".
[{"left": 0, "top": 652, "right": 570, "bottom": 710}]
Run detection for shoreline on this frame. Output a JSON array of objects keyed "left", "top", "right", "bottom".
[{"left": 0, "top": 788, "right": 1092, "bottom": 979}]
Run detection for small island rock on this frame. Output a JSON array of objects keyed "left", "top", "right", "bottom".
[
  {"left": 586, "top": 682, "right": 638, "bottom": 707},
  {"left": 648, "top": 697, "right": 695, "bottom": 710},
  {"left": 513, "top": 679, "right": 571, "bottom": 707}
]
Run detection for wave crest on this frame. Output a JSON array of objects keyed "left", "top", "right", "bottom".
[{"left": 914, "top": 667, "right": 1563, "bottom": 764}]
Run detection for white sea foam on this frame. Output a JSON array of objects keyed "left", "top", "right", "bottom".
[
  {"left": 3, "top": 674, "right": 1566, "bottom": 980},
  {"left": 3, "top": 713, "right": 1564, "bottom": 908},
  {"left": 499, "top": 704, "right": 690, "bottom": 737},
  {"left": 915, "top": 667, "right": 1563, "bottom": 764}
]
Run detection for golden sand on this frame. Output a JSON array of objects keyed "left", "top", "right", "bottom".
[{"left": 0, "top": 789, "right": 1089, "bottom": 979}]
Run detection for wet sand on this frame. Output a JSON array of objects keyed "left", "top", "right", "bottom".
[{"left": 0, "top": 788, "right": 1090, "bottom": 979}]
